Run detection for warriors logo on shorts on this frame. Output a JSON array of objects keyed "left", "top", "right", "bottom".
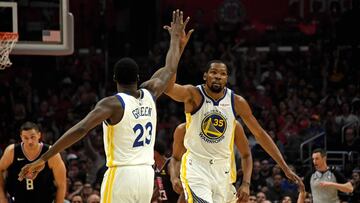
[{"left": 200, "top": 111, "right": 227, "bottom": 143}]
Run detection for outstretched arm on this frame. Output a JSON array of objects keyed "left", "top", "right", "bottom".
[
  {"left": 141, "top": 9, "right": 193, "bottom": 99},
  {"left": 18, "top": 96, "right": 119, "bottom": 181},
  {"left": 169, "top": 123, "right": 186, "bottom": 194},
  {"left": 319, "top": 181, "right": 353, "bottom": 193},
  {"left": 234, "top": 121, "right": 252, "bottom": 202},
  {"left": 234, "top": 95, "right": 304, "bottom": 190}
]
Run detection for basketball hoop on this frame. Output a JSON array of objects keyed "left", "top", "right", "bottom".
[{"left": 0, "top": 32, "right": 18, "bottom": 70}]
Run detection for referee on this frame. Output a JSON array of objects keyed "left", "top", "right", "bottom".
[{"left": 304, "top": 148, "right": 353, "bottom": 203}]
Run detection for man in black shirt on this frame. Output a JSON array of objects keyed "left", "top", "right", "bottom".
[
  {"left": 0, "top": 122, "right": 66, "bottom": 203},
  {"left": 304, "top": 148, "right": 353, "bottom": 203}
]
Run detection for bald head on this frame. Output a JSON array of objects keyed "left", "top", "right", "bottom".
[{"left": 87, "top": 194, "right": 100, "bottom": 203}]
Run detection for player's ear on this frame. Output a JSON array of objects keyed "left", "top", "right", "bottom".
[
  {"left": 203, "top": 72, "right": 207, "bottom": 81},
  {"left": 137, "top": 74, "right": 140, "bottom": 82}
]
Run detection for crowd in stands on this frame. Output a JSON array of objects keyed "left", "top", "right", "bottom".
[{"left": 1, "top": 1, "right": 360, "bottom": 202}]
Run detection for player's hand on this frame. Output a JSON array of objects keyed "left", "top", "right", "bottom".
[
  {"left": 284, "top": 168, "right": 305, "bottom": 191},
  {"left": 237, "top": 183, "right": 250, "bottom": 202},
  {"left": 170, "top": 177, "right": 183, "bottom": 194},
  {"left": 18, "top": 159, "right": 45, "bottom": 181},
  {"left": 163, "top": 9, "right": 194, "bottom": 54}
]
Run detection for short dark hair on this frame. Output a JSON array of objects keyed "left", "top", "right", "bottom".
[
  {"left": 113, "top": 57, "right": 139, "bottom": 85},
  {"left": 205, "top": 60, "right": 229, "bottom": 74},
  {"left": 20, "top": 122, "right": 40, "bottom": 133},
  {"left": 312, "top": 148, "right": 327, "bottom": 157}
]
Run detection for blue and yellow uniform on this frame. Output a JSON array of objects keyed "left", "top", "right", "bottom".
[
  {"left": 101, "top": 89, "right": 157, "bottom": 203},
  {"left": 181, "top": 85, "right": 237, "bottom": 203}
]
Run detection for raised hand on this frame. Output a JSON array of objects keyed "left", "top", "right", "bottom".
[
  {"left": 18, "top": 159, "right": 45, "bottom": 181},
  {"left": 163, "top": 9, "right": 194, "bottom": 54}
]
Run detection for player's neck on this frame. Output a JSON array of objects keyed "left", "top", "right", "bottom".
[
  {"left": 203, "top": 85, "right": 225, "bottom": 100},
  {"left": 318, "top": 164, "right": 328, "bottom": 172},
  {"left": 117, "top": 84, "right": 139, "bottom": 97}
]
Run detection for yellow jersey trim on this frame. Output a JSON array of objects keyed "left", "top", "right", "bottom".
[{"left": 180, "top": 150, "right": 193, "bottom": 203}]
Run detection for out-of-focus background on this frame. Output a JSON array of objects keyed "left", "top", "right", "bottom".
[{"left": 1, "top": 0, "right": 359, "bottom": 202}]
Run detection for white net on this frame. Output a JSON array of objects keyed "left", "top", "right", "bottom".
[{"left": 0, "top": 32, "right": 18, "bottom": 70}]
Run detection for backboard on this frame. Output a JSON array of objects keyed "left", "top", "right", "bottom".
[{"left": 0, "top": 0, "right": 73, "bottom": 55}]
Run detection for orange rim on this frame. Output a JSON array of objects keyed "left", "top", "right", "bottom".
[{"left": 0, "top": 32, "right": 18, "bottom": 41}]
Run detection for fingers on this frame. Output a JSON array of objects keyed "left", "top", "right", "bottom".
[
  {"left": 290, "top": 174, "right": 305, "bottom": 190},
  {"left": 183, "top": 16, "right": 190, "bottom": 27},
  {"left": 163, "top": 25, "right": 171, "bottom": 32},
  {"left": 173, "top": 185, "right": 181, "bottom": 194},
  {"left": 174, "top": 9, "right": 182, "bottom": 24},
  {"left": 172, "top": 178, "right": 183, "bottom": 194},
  {"left": 237, "top": 186, "right": 250, "bottom": 203},
  {"left": 18, "top": 164, "right": 42, "bottom": 181},
  {"left": 175, "top": 184, "right": 183, "bottom": 194},
  {"left": 172, "top": 10, "right": 176, "bottom": 24},
  {"left": 237, "top": 191, "right": 249, "bottom": 202},
  {"left": 287, "top": 172, "right": 299, "bottom": 183},
  {"left": 31, "top": 170, "right": 41, "bottom": 180},
  {"left": 180, "top": 10, "right": 184, "bottom": 24},
  {"left": 186, "top": 29, "right": 194, "bottom": 39},
  {"left": 18, "top": 166, "right": 29, "bottom": 181}
]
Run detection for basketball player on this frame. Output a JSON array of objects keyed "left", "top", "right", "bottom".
[
  {"left": 18, "top": 9, "right": 193, "bottom": 203},
  {"left": 164, "top": 60, "right": 304, "bottom": 202},
  {"left": 169, "top": 121, "right": 253, "bottom": 202},
  {"left": 0, "top": 121, "right": 66, "bottom": 203}
]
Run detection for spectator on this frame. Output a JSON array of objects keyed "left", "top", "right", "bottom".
[
  {"left": 251, "top": 160, "right": 267, "bottom": 193},
  {"left": 248, "top": 194, "right": 257, "bottom": 203},
  {"left": 351, "top": 169, "right": 360, "bottom": 203},
  {"left": 256, "top": 191, "right": 267, "bottom": 203},
  {"left": 86, "top": 194, "right": 100, "bottom": 203},
  {"left": 71, "top": 194, "right": 83, "bottom": 203},
  {"left": 266, "top": 164, "right": 282, "bottom": 187},
  {"left": 342, "top": 127, "right": 360, "bottom": 152},
  {"left": 266, "top": 174, "right": 294, "bottom": 202},
  {"left": 260, "top": 159, "right": 272, "bottom": 179},
  {"left": 335, "top": 102, "right": 359, "bottom": 126}
]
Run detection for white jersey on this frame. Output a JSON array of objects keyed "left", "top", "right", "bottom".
[
  {"left": 184, "top": 85, "right": 236, "bottom": 160},
  {"left": 102, "top": 89, "right": 157, "bottom": 167}
]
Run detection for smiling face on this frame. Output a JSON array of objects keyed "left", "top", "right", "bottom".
[{"left": 203, "top": 62, "right": 228, "bottom": 93}]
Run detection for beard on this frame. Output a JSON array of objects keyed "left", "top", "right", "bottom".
[{"left": 209, "top": 84, "right": 223, "bottom": 93}]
